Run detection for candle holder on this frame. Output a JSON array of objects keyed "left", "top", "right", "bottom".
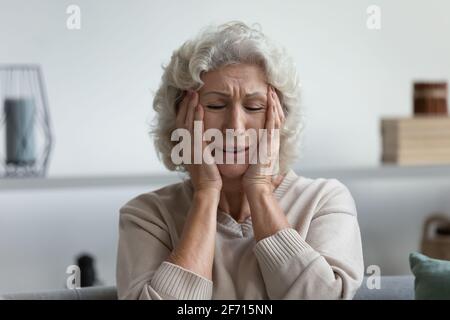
[
  {"left": 413, "top": 81, "right": 448, "bottom": 115},
  {"left": 0, "top": 65, "right": 53, "bottom": 178}
]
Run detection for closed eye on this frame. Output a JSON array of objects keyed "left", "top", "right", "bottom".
[
  {"left": 245, "top": 106, "right": 264, "bottom": 111},
  {"left": 206, "top": 105, "right": 226, "bottom": 110},
  {"left": 206, "top": 105, "right": 265, "bottom": 111}
]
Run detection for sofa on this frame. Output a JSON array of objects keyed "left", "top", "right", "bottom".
[{"left": 0, "top": 276, "right": 414, "bottom": 300}]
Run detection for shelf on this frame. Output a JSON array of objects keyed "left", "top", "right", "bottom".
[
  {"left": 295, "top": 164, "right": 450, "bottom": 180},
  {"left": 2, "top": 165, "right": 450, "bottom": 191},
  {"left": 0, "top": 172, "right": 183, "bottom": 191}
]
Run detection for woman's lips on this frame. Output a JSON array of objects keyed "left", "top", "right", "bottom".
[{"left": 220, "top": 146, "right": 250, "bottom": 153}]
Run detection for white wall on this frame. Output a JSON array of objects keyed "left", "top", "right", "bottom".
[{"left": 1, "top": 0, "right": 449, "bottom": 177}]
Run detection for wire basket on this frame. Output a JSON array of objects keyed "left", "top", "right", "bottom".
[
  {"left": 421, "top": 213, "right": 450, "bottom": 261},
  {"left": 0, "top": 64, "right": 53, "bottom": 178}
]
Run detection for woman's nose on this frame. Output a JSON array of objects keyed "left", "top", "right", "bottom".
[{"left": 224, "top": 105, "right": 246, "bottom": 133}]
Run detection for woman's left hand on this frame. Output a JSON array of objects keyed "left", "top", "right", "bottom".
[{"left": 242, "top": 85, "right": 285, "bottom": 193}]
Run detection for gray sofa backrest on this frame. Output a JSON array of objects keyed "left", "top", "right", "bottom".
[
  {"left": 0, "top": 286, "right": 118, "bottom": 300},
  {"left": 1, "top": 276, "right": 414, "bottom": 300},
  {"left": 353, "top": 275, "right": 414, "bottom": 300}
]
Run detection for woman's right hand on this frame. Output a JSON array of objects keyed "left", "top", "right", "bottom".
[{"left": 175, "top": 90, "right": 223, "bottom": 194}]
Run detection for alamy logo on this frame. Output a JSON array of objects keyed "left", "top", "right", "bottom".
[
  {"left": 171, "top": 123, "right": 280, "bottom": 175},
  {"left": 66, "top": 265, "right": 81, "bottom": 289},
  {"left": 366, "top": 5, "right": 381, "bottom": 30},
  {"left": 366, "top": 265, "right": 381, "bottom": 289},
  {"left": 66, "top": 5, "right": 81, "bottom": 30}
]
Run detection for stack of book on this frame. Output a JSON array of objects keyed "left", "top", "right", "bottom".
[{"left": 381, "top": 116, "right": 450, "bottom": 165}]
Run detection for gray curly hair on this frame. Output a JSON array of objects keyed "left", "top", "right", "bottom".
[{"left": 150, "top": 21, "right": 304, "bottom": 174}]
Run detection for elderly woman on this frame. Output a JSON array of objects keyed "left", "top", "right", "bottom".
[{"left": 116, "top": 21, "right": 364, "bottom": 300}]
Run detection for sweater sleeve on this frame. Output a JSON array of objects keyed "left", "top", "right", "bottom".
[
  {"left": 253, "top": 180, "right": 364, "bottom": 300},
  {"left": 116, "top": 194, "right": 213, "bottom": 300}
]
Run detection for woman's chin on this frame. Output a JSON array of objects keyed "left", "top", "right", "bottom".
[{"left": 217, "top": 163, "right": 249, "bottom": 179}]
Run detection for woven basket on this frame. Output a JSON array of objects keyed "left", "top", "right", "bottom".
[{"left": 421, "top": 213, "right": 450, "bottom": 261}]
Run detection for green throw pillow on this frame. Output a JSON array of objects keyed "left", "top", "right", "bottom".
[{"left": 409, "top": 252, "right": 450, "bottom": 300}]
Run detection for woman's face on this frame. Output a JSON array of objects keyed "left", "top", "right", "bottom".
[{"left": 198, "top": 63, "right": 268, "bottom": 179}]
